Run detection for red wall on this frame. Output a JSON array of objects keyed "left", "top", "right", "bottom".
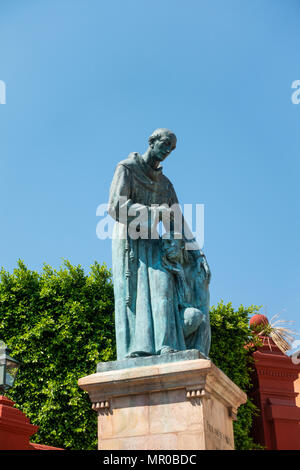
[
  {"left": 0, "top": 395, "right": 62, "bottom": 450},
  {"left": 250, "top": 337, "right": 300, "bottom": 449}
]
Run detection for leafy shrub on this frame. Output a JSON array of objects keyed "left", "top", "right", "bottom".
[
  {"left": 0, "top": 260, "right": 115, "bottom": 449},
  {"left": 210, "top": 301, "right": 263, "bottom": 450}
]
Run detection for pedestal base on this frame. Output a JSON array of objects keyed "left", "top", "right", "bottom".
[{"left": 78, "top": 356, "right": 247, "bottom": 450}]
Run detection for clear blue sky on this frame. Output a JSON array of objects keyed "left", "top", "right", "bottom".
[{"left": 0, "top": 0, "right": 300, "bottom": 336}]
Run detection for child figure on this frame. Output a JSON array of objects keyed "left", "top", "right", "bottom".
[{"left": 161, "top": 233, "right": 211, "bottom": 356}]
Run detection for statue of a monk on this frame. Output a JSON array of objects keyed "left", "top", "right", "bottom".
[{"left": 108, "top": 128, "right": 211, "bottom": 360}]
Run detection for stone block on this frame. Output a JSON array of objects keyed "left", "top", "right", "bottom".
[{"left": 79, "top": 356, "right": 247, "bottom": 450}]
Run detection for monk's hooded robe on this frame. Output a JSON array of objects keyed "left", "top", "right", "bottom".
[{"left": 108, "top": 152, "right": 210, "bottom": 360}]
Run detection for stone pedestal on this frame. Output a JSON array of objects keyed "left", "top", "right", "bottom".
[{"left": 78, "top": 354, "right": 247, "bottom": 450}]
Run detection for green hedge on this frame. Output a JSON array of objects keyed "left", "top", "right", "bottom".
[
  {"left": 0, "top": 260, "right": 115, "bottom": 449},
  {"left": 209, "top": 301, "right": 263, "bottom": 450},
  {"left": 0, "top": 260, "right": 261, "bottom": 449}
]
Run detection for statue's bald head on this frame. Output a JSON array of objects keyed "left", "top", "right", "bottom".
[{"left": 148, "top": 128, "right": 177, "bottom": 151}]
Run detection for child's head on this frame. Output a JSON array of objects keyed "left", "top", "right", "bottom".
[{"left": 162, "top": 233, "right": 184, "bottom": 263}]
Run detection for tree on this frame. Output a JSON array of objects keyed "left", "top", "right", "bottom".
[{"left": 0, "top": 260, "right": 115, "bottom": 450}]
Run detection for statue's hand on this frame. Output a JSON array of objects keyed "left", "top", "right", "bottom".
[
  {"left": 131, "top": 205, "right": 172, "bottom": 237},
  {"left": 148, "top": 205, "right": 175, "bottom": 234},
  {"left": 156, "top": 204, "right": 174, "bottom": 222}
]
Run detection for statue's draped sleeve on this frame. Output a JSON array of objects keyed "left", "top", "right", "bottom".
[
  {"left": 108, "top": 164, "right": 132, "bottom": 223},
  {"left": 108, "top": 163, "right": 152, "bottom": 226}
]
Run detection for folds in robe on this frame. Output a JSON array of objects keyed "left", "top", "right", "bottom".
[{"left": 108, "top": 152, "right": 210, "bottom": 360}]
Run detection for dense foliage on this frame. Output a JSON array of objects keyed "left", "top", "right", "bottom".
[
  {"left": 0, "top": 260, "right": 115, "bottom": 449},
  {"left": 0, "top": 261, "right": 262, "bottom": 449},
  {"left": 209, "top": 301, "right": 263, "bottom": 450}
]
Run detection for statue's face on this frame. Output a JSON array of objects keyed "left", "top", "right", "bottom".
[
  {"left": 163, "top": 238, "right": 183, "bottom": 262},
  {"left": 150, "top": 132, "right": 176, "bottom": 162}
]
